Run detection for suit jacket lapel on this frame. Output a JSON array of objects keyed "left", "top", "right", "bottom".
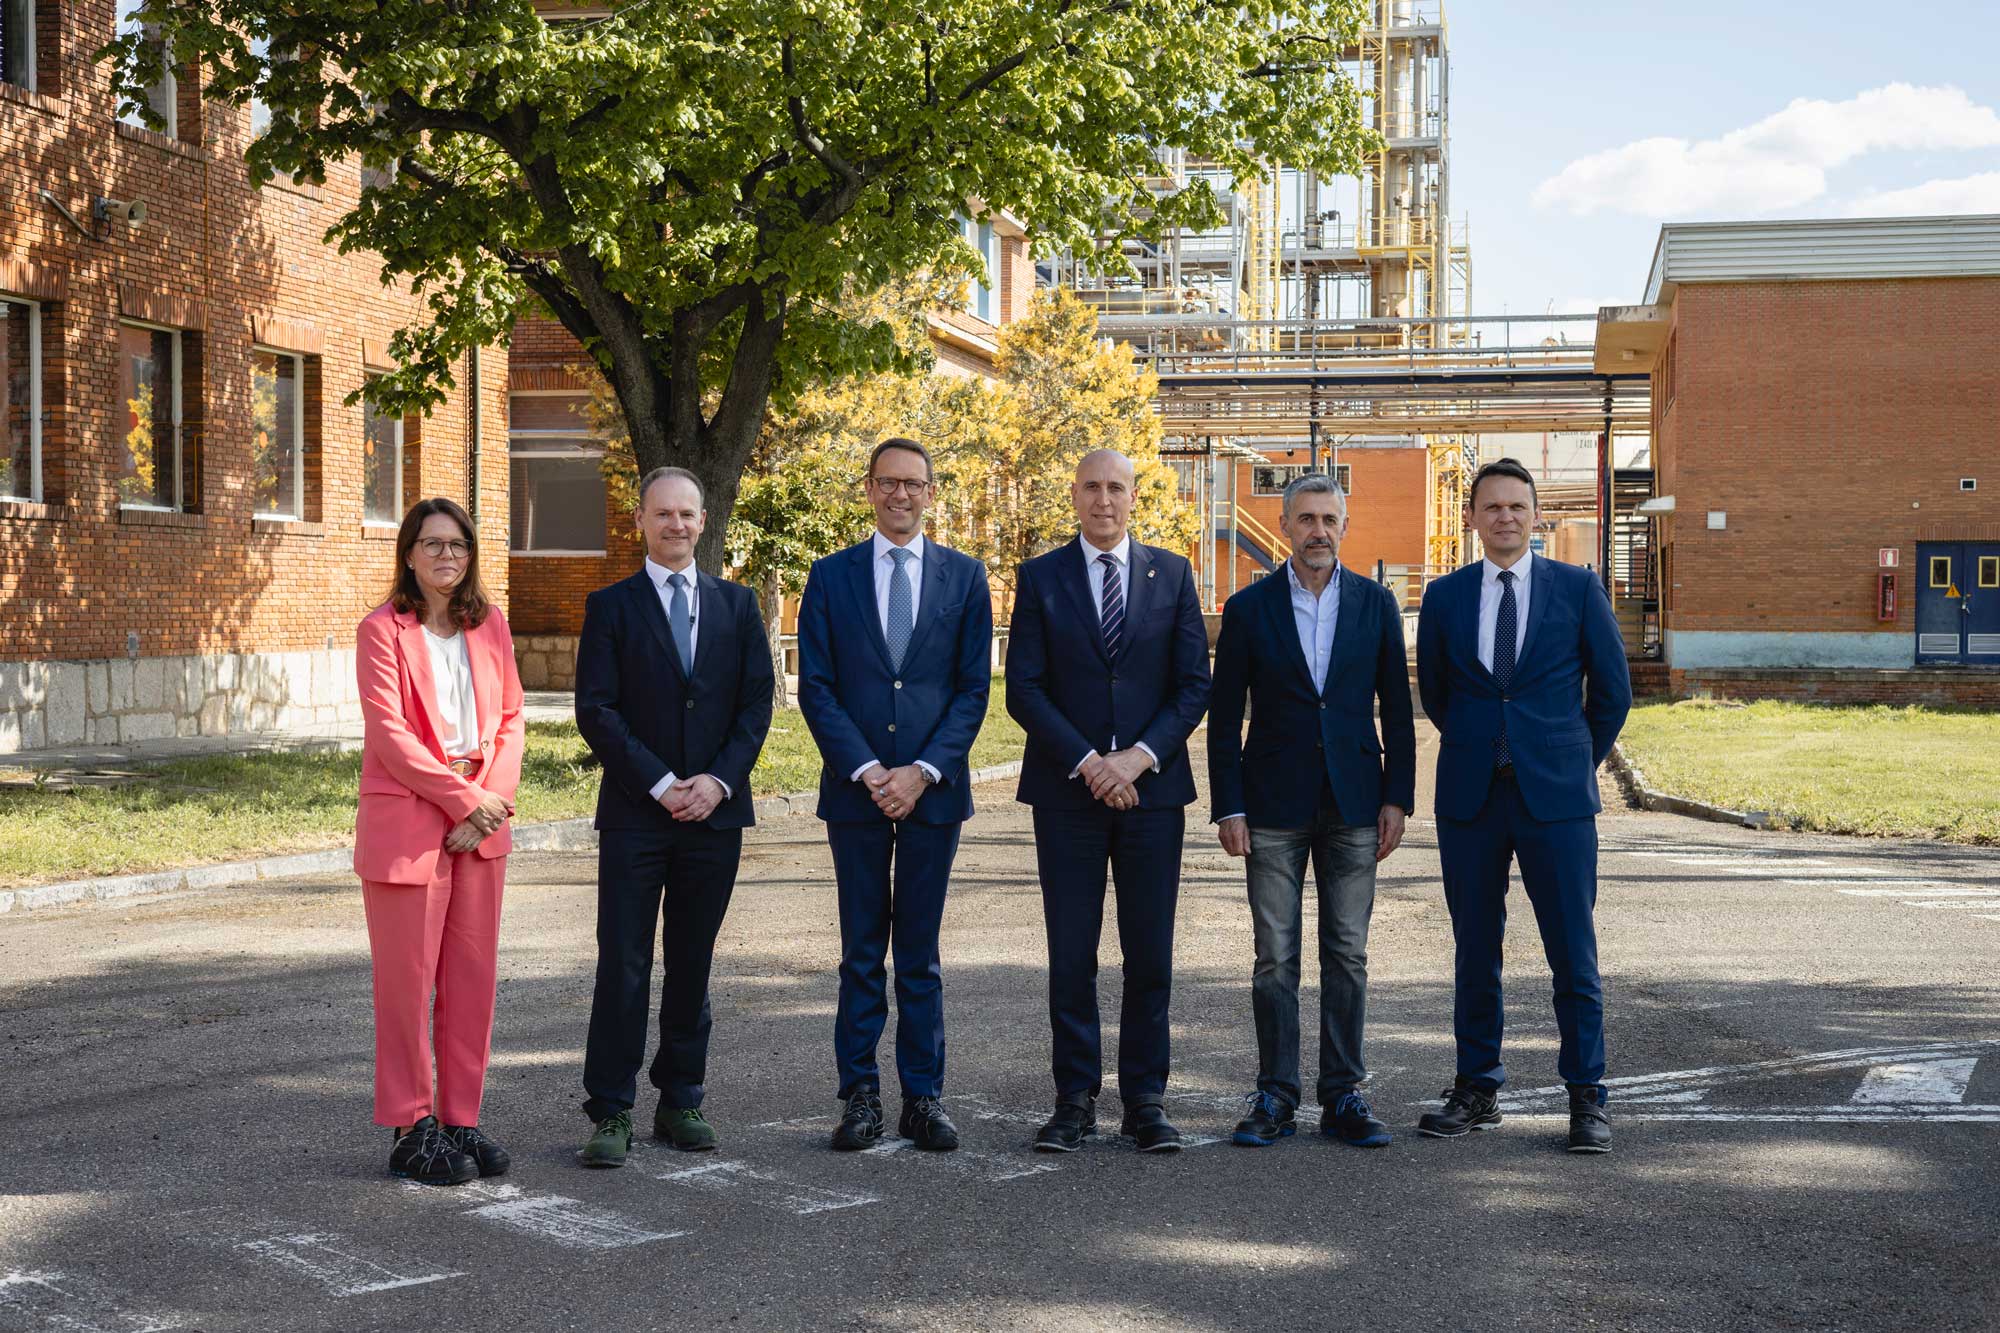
[
  {"left": 691, "top": 570, "right": 731, "bottom": 682},
  {"left": 896, "top": 541, "right": 950, "bottom": 671},
  {"left": 1456, "top": 564, "right": 1492, "bottom": 681},
  {"left": 1115, "top": 542, "right": 1153, "bottom": 660},
  {"left": 846, "top": 541, "right": 898, "bottom": 674},
  {"left": 1514, "top": 557, "right": 1554, "bottom": 678},
  {"left": 468, "top": 616, "right": 498, "bottom": 745},
  {"left": 1263, "top": 561, "right": 1317, "bottom": 694},
  {"left": 395, "top": 612, "right": 448, "bottom": 752},
  {"left": 1322, "top": 566, "right": 1366, "bottom": 698},
  {"left": 630, "top": 569, "right": 689, "bottom": 681},
  {"left": 1056, "top": 537, "right": 1111, "bottom": 664}
]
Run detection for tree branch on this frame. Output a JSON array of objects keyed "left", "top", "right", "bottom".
[{"left": 780, "top": 36, "right": 863, "bottom": 187}]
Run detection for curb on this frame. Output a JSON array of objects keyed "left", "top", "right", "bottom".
[
  {"left": 0, "top": 760, "right": 1026, "bottom": 917},
  {"left": 1607, "top": 743, "right": 1773, "bottom": 831}
]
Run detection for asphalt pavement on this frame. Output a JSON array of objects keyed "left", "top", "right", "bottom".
[{"left": 3, "top": 730, "right": 1997, "bottom": 1332}]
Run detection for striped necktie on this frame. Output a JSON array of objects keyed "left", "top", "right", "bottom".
[{"left": 1098, "top": 552, "right": 1123, "bottom": 658}]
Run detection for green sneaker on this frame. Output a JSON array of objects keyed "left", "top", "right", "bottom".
[
  {"left": 581, "top": 1111, "right": 633, "bottom": 1168},
  {"left": 655, "top": 1106, "right": 717, "bottom": 1152}
]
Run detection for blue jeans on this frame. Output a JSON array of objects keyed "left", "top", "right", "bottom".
[{"left": 1244, "top": 790, "right": 1378, "bottom": 1109}]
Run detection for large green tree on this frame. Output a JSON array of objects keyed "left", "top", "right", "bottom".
[{"left": 109, "top": 0, "right": 1371, "bottom": 566}]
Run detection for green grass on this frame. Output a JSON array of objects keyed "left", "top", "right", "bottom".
[
  {"left": 0, "top": 678, "right": 1026, "bottom": 888},
  {"left": 1618, "top": 699, "right": 2000, "bottom": 844}
]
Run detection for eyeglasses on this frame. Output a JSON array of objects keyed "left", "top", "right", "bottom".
[
  {"left": 868, "top": 477, "right": 931, "bottom": 496},
  {"left": 417, "top": 538, "right": 471, "bottom": 558}
]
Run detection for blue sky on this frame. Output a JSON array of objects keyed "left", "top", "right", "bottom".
[{"left": 1446, "top": 1, "right": 2000, "bottom": 316}]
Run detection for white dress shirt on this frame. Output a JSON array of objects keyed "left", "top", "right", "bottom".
[
  {"left": 851, "top": 530, "right": 941, "bottom": 786},
  {"left": 643, "top": 555, "right": 733, "bottom": 802},
  {"left": 1289, "top": 558, "right": 1341, "bottom": 693},
  {"left": 1476, "top": 550, "right": 1533, "bottom": 674},
  {"left": 1072, "top": 532, "right": 1158, "bottom": 777},
  {"left": 421, "top": 624, "right": 480, "bottom": 758}
]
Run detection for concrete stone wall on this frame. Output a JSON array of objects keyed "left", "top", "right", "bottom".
[
  {"left": 513, "top": 635, "right": 579, "bottom": 691},
  {"left": 1669, "top": 667, "right": 2000, "bottom": 707},
  {"left": 0, "top": 649, "right": 359, "bottom": 753}
]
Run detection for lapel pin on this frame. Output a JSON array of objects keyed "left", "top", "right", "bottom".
[{"left": 1147, "top": 568, "right": 1157, "bottom": 579}]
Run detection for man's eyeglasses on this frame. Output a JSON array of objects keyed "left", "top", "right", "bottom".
[
  {"left": 868, "top": 477, "right": 930, "bottom": 496},
  {"left": 417, "top": 538, "right": 472, "bottom": 558}
]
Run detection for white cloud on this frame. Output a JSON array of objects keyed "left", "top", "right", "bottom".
[
  {"left": 1842, "top": 171, "right": 2000, "bottom": 216},
  {"left": 1533, "top": 84, "right": 2000, "bottom": 217}
]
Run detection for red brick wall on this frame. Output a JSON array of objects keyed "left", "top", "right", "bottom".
[
  {"left": 0, "top": 5, "right": 506, "bottom": 661},
  {"left": 1658, "top": 277, "right": 2000, "bottom": 639},
  {"left": 1203, "top": 445, "right": 1429, "bottom": 597}
]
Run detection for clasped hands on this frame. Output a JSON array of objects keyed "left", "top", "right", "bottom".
[
  {"left": 862, "top": 763, "right": 930, "bottom": 822},
  {"left": 446, "top": 790, "right": 512, "bottom": 852},
  {"left": 656, "top": 773, "right": 727, "bottom": 823},
  {"left": 1081, "top": 748, "right": 1151, "bottom": 812}
]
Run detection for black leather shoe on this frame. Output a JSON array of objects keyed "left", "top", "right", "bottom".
[
  {"left": 1033, "top": 1096, "right": 1096, "bottom": 1153},
  {"left": 830, "top": 1090, "right": 884, "bottom": 1151},
  {"left": 389, "top": 1116, "right": 477, "bottom": 1185},
  {"left": 1567, "top": 1086, "right": 1612, "bottom": 1154},
  {"left": 441, "top": 1123, "right": 511, "bottom": 1176},
  {"left": 1417, "top": 1077, "right": 1503, "bottom": 1138},
  {"left": 1232, "top": 1091, "right": 1296, "bottom": 1147},
  {"left": 1120, "top": 1101, "right": 1183, "bottom": 1153},
  {"left": 898, "top": 1096, "right": 960, "bottom": 1151}
]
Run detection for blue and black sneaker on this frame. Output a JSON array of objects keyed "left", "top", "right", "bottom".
[
  {"left": 1322, "top": 1091, "right": 1394, "bottom": 1147},
  {"left": 1232, "top": 1091, "right": 1297, "bottom": 1147}
]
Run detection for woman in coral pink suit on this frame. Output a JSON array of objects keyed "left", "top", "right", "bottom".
[{"left": 355, "top": 496, "right": 523, "bottom": 1186}]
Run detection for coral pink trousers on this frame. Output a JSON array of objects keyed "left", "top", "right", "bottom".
[{"left": 361, "top": 850, "right": 506, "bottom": 1127}]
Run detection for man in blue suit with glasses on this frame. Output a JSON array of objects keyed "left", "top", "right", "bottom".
[{"left": 1414, "top": 457, "right": 1631, "bottom": 1154}]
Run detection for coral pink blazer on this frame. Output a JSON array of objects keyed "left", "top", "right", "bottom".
[{"left": 354, "top": 603, "right": 525, "bottom": 885}]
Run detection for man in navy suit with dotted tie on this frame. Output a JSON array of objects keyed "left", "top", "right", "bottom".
[{"left": 1415, "top": 458, "right": 1631, "bottom": 1154}]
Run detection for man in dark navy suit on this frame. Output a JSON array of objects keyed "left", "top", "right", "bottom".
[
  {"left": 1006, "top": 448, "right": 1211, "bottom": 1153},
  {"left": 573, "top": 466, "right": 775, "bottom": 1167},
  {"left": 1414, "top": 457, "right": 1631, "bottom": 1153},
  {"left": 1207, "top": 472, "right": 1416, "bottom": 1151},
  {"left": 798, "top": 437, "right": 993, "bottom": 1153}
]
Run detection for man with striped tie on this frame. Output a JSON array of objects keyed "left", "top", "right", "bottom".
[
  {"left": 1414, "top": 458, "right": 1631, "bottom": 1153},
  {"left": 1006, "top": 449, "right": 1212, "bottom": 1153},
  {"left": 798, "top": 438, "right": 994, "bottom": 1152}
]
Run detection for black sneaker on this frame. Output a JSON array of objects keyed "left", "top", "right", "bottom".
[
  {"left": 389, "top": 1116, "right": 477, "bottom": 1185},
  {"left": 1321, "top": 1091, "right": 1393, "bottom": 1148},
  {"left": 1567, "top": 1086, "right": 1612, "bottom": 1154},
  {"left": 1119, "top": 1101, "right": 1184, "bottom": 1153},
  {"left": 1232, "top": 1091, "right": 1297, "bottom": 1147},
  {"left": 581, "top": 1110, "right": 633, "bottom": 1168},
  {"left": 830, "top": 1090, "right": 884, "bottom": 1151},
  {"left": 1416, "top": 1077, "right": 1503, "bottom": 1138},
  {"left": 898, "top": 1096, "right": 960, "bottom": 1151},
  {"left": 1033, "top": 1096, "right": 1096, "bottom": 1153},
  {"left": 441, "top": 1124, "right": 511, "bottom": 1177}
]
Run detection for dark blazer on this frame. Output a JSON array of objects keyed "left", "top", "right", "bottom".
[
  {"left": 1416, "top": 555, "right": 1631, "bottom": 824},
  {"left": 575, "top": 567, "right": 775, "bottom": 831},
  {"left": 797, "top": 537, "right": 994, "bottom": 824},
  {"left": 1005, "top": 537, "right": 1211, "bottom": 810},
  {"left": 1208, "top": 564, "right": 1417, "bottom": 829}
]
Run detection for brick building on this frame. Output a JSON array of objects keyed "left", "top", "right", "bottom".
[
  {"left": 1596, "top": 216, "right": 2000, "bottom": 704},
  {"left": 0, "top": 1, "right": 506, "bottom": 752},
  {"left": 507, "top": 211, "right": 1041, "bottom": 688}
]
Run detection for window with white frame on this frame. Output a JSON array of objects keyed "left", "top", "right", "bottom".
[
  {"left": 1252, "top": 462, "right": 1350, "bottom": 496},
  {"left": 2, "top": 0, "right": 36, "bottom": 91},
  {"left": 251, "top": 347, "right": 304, "bottom": 518},
  {"left": 0, "top": 297, "right": 40, "bottom": 502},
  {"left": 116, "top": 0, "right": 175, "bottom": 136},
  {"left": 959, "top": 214, "right": 998, "bottom": 323},
  {"left": 361, "top": 383, "right": 403, "bottom": 525},
  {"left": 509, "top": 393, "right": 606, "bottom": 553},
  {"left": 117, "top": 322, "right": 189, "bottom": 510}
]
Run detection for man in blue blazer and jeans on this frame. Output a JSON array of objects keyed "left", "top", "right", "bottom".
[
  {"left": 1007, "top": 448, "right": 1211, "bottom": 1153},
  {"left": 798, "top": 438, "right": 993, "bottom": 1153},
  {"left": 1415, "top": 457, "right": 1631, "bottom": 1153},
  {"left": 1208, "top": 472, "right": 1416, "bottom": 1150}
]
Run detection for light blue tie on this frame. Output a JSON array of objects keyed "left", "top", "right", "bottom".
[
  {"left": 666, "top": 571, "right": 694, "bottom": 670},
  {"left": 886, "top": 547, "right": 915, "bottom": 669}
]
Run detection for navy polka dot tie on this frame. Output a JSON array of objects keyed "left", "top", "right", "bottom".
[{"left": 1494, "top": 569, "right": 1517, "bottom": 769}]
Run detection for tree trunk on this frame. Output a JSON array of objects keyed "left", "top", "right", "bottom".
[{"left": 762, "top": 568, "right": 789, "bottom": 710}]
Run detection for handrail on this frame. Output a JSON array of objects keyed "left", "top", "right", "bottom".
[{"left": 1232, "top": 504, "right": 1292, "bottom": 562}]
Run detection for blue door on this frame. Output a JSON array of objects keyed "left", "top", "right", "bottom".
[{"left": 1916, "top": 542, "right": 2000, "bottom": 664}]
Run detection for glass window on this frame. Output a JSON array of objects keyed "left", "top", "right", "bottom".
[
  {"left": 251, "top": 348, "right": 302, "bottom": 517},
  {"left": 1981, "top": 556, "right": 1999, "bottom": 590},
  {"left": 1252, "top": 462, "right": 1350, "bottom": 496},
  {"left": 361, "top": 386, "right": 402, "bottom": 525},
  {"left": 0, "top": 297, "right": 39, "bottom": 502},
  {"left": 2, "top": 0, "right": 36, "bottom": 91},
  {"left": 116, "top": 0, "right": 176, "bottom": 137},
  {"left": 1930, "top": 556, "right": 1951, "bottom": 589},
  {"left": 509, "top": 393, "right": 605, "bottom": 553},
  {"left": 117, "top": 323, "right": 184, "bottom": 509}
]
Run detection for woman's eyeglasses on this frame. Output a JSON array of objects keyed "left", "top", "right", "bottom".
[{"left": 418, "top": 538, "right": 472, "bottom": 558}]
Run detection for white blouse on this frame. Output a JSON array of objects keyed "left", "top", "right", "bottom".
[{"left": 421, "top": 624, "right": 480, "bottom": 758}]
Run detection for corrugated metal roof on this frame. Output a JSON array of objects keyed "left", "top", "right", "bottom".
[{"left": 1643, "top": 215, "right": 2000, "bottom": 303}]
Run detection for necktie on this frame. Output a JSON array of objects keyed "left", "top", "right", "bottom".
[
  {"left": 1493, "top": 568, "right": 1517, "bottom": 769},
  {"left": 1097, "top": 552, "right": 1123, "bottom": 658},
  {"left": 666, "top": 571, "right": 694, "bottom": 671},
  {"left": 886, "top": 547, "right": 914, "bottom": 669}
]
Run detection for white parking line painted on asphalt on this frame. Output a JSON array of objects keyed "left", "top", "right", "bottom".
[
  {"left": 234, "top": 1232, "right": 463, "bottom": 1297},
  {"left": 1831, "top": 886, "right": 1999, "bottom": 898},
  {"left": 0, "top": 1269, "right": 185, "bottom": 1332},
  {"left": 655, "top": 1159, "right": 878, "bottom": 1215},
  {"left": 862, "top": 1136, "right": 1062, "bottom": 1182},
  {"left": 466, "top": 1192, "right": 685, "bottom": 1249},
  {"left": 1850, "top": 1058, "right": 1978, "bottom": 1105}
]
